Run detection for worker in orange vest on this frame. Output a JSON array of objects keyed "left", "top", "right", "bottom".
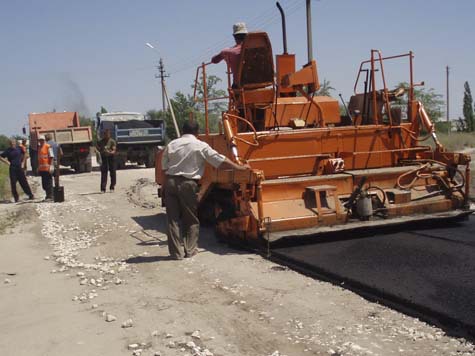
[{"left": 37, "top": 135, "right": 54, "bottom": 201}]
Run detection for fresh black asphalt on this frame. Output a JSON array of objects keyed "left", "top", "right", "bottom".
[{"left": 272, "top": 214, "right": 475, "bottom": 335}]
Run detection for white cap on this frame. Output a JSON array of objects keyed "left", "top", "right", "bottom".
[
  {"left": 38, "top": 135, "right": 46, "bottom": 140},
  {"left": 233, "top": 22, "right": 248, "bottom": 35}
]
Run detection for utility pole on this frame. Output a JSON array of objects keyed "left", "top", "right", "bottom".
[
  {"left": 446, "top": 65, "right": 450, "bottom": 123},
  {"left": 155, "top": 58, "right": 169, "bottom": 111},
  {"left": 446, "top": 65, "right": 450, "bottom": 134}
]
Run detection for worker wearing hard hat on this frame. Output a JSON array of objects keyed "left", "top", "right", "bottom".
[
  {"left": 0, "top": 138, "right": 34, "bottom": 202},
  {"left": 211, "top": 22, "right": 248, "bottom": 85},
  {"left": 37, "top": 135, "right": 54, "bottom": 201}
]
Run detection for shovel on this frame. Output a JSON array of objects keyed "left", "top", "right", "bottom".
[{"left": 53, "top": 149, "right": 64, "bottom": 202}]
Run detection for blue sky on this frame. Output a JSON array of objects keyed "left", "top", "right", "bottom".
[{"left": 1, "top": 0, "right": 474, "bottom": 135}]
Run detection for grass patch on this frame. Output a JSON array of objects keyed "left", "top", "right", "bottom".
[
  {"left": 0, "top": 164, "right": 9, "bottom": 201},
  {"left": 437, "top": 132, "right": 475, "bottom": 152}
]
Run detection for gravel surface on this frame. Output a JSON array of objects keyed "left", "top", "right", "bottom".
[{"left": 0, "top": 165, "right": 474, "bottom": 356}]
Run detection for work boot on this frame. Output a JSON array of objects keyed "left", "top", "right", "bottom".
[{"left": 28, "top": 195, "right": 34, "bottom": 200}]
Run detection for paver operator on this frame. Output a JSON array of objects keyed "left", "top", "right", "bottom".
[
  {"left": 161, "top": 121, "right": 249, "bottom": 260},
  {"left": 0, "top": 138, "right": 34, "bottom": 202},
  {"left": 211, "top": 22, "right": 248, "bottom": 85},
  {"left": 37, "top": 135, "right": 54, "bottom": 201}
]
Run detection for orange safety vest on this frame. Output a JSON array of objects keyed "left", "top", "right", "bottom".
[{"left": 38, "top": 143, "right": 52, "bottom": 172}]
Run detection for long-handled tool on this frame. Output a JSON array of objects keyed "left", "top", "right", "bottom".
[{"left": 53, "top": 149, "right": 64, "bottom": 202}]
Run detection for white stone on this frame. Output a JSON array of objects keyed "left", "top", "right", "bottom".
[
  {"left": 151, "top": 330, "right": 159, "bottom": 337},
  {"left": 128, "top": 344, "right": 139, "bottom": 350},
  {"left": 121, "top": 319, "right": 133, "bottom": 328},
  {"left": 186, "top": 341, "right": 196, "bottom": 349},
  {"left": 166, "top": 341, "right": 176, "bottom": 348},
  {"left": 191, "top": 331, "right": 201, "bottom": 339},
  {"left": 105, "top": 314, "right": 117, "bottom": 322}
]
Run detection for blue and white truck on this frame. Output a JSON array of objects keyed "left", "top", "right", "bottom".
[{"left": 97, "top": 112, "right": 165, "bottom": 169}]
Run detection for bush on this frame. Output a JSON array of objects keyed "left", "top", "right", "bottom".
[
  {"left": 437, "top": 132, "right": 475, "bottom": 151},
  {"left": 0, "top": 164, "right": 9, "bottom": 201}
]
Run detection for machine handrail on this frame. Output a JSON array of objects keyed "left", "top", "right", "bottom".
[
  {"left": 193, "top": 62, "right": 231, "bottom": 135},
  {"left": 223, "top": 113, "right": 260, "bottom": 147}
]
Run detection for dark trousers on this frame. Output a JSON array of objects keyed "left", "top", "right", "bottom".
[
  {"left": 39, "top": 171, "right": 53, "bottom": 199},
  {"left": 9, "top": 166, "right": 33, "bottom": 202},
  {"left": 164, "top": 175, "right": 200, "bottom": 259},
  {"left": 100, "top": 155, "right": 116, "bottom": 191}
]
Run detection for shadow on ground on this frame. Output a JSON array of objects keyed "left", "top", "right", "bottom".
[{"left": 129, "top": 213, "right": 249, "bottom": 261}]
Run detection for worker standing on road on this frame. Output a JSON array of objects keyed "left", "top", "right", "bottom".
[
  {"left": 97, "top": 129, "right": 117, "bottom": 193},
  {"left": 37, "top": 135, "right": 54, "bottom": 201},
  {"left": 45, "top": 133, "right": 63, "bottom": 170},
  {"left": 211, "top": 22, "right": 248, "bottom": 85},
  {"left": 161, "top": 121, "right": 250, "bottom": 260},
  {"left": 0, "top": 139, "right": 34, "bottom": 202}
]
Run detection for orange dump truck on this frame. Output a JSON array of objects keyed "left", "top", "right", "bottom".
[
  {"left": 28, "top": 112, "right": 92, "bottom": 174},
  {"left": 156, "top": 2, "right": 471, "bottom": 244}
]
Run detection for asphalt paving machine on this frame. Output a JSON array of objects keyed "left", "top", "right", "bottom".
[{"left": 156, "top": 1, "right": 471, "bottom": 243}]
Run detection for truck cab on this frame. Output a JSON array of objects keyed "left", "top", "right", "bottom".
[{"left": 97, "top": 112, "right": 165, "bottom": 168}]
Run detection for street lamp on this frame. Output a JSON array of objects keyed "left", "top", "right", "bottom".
[{"left": 145, "top": 42, "right": 167, "bottom": 111}]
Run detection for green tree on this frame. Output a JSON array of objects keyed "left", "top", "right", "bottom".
[
  {"left": 396, "top": 82, "right": 445, "bottom": 122},
  {"left": 315, "top": 79, "right": 335, "bottom": 96},
  {"left": 151, "top": 75, "right": 227, "bottom": 141},
  {"left": 0, "top": 135, "right": 10, "bottom": 150},
  {"left": 100, "top": 106, "right": 108, "bottom": 114},
  {"left": 147, "top": 109, "right": 176, "bottom": 141},
  {"left": 193, "top": 75, "right": 227, "bottom": 114},
  {"left": 462, "top": 81, "right": 474, "bottom": 132}
]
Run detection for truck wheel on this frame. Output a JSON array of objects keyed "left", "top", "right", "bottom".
[
  {"left": 83, "top": 156, "right": 92, "bottom": 172},
  {"left": 74, "top": 159, "right": 82, "bottom": 173},
  {"left": 75, "top": 157, "right": 92, "bottom": 173},
  {"left": 145, "top": 151, "right": 155, "bottom": 168},
  {"left": 116, "top": 158, "right": 126, "bottom": 170}
]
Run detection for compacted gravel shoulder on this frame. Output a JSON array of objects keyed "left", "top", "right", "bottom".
[{"left": 0, "top": 166, "right": 474, "bottom": 356}]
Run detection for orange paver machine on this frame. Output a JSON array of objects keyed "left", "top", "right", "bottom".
[{"left": 157, "top": 2, "right": 471, "bottom": 243}]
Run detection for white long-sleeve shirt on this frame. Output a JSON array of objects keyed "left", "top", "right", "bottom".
[{"left": 161, "top": 134, "right": 226, "bottom": 180}]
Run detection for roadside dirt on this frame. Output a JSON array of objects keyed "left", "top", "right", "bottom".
[{"left": 1, "top": 165, "right": 474, "bottom": 356}]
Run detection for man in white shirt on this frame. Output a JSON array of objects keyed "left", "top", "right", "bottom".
[{"left": 161, "top": 121, "right": 249, "bottom": 260}]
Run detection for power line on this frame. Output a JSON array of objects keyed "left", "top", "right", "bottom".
[
  {"left": 168, "top": 0, "right": 302, "bottom": 73},
  {"left": 167, "top": 0, "right": 304, "bottom": 75}
]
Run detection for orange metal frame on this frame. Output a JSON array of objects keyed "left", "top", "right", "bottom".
[{"left": 156, "top": 31, "right": 471, "bottom": 243}]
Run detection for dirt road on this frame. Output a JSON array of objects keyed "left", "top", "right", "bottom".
[{"left": 1, "top": 165, "right": 474, "bottom": 356}]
